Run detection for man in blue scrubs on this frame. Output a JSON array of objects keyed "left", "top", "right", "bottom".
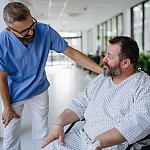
[{"left": 0, "top": 2, "right": 101, "bottom": 150}]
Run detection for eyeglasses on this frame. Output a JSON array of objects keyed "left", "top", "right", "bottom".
[{"left": 9, "top": 17, "right": 37, "bottom": 37}]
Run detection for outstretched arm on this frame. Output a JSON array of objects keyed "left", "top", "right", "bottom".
[{"left": 63, "top": 46, "right": 102, "bottom": 74}]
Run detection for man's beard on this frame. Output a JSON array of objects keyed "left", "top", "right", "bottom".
[
  {"left": 18, "top": 29, "right": 35, "bottom": 44},
  {"left": 102, "top": 62, "right": 122, "bottom": 77}
]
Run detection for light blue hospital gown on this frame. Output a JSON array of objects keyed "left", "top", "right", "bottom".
[{"left": 43, "top": 72, "right": 150, "bottom": 150}]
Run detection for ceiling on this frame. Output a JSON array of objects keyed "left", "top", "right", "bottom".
[{"left": 16, "top": 0, "right": 143, "bottom": 31}]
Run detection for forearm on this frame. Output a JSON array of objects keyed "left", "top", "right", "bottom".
[
  {"left": 0, "top": 73, "right": 11, "bottom": 109},
  {"left": 96, "top": 128, "right": 126, "bottom": 149},
  {"left": 63, "top": 46, "right": 102, "bottom": 74},
  {"left": 54, "top": 109, "right": 80, "bottom": 126},
  {"left": 77, "top": 52, "right": 102, "bottom": 74}
]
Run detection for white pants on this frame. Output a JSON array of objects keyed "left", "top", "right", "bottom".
[{"left": 3, "top": 90, "right": 49, "bottom": 150}]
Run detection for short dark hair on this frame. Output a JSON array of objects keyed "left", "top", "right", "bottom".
[
  {"left": 109, "top": 36, "right": 139, "bottom": 68},
  {"left": 3, "top": 2, "right": 31, "bottom": 24}
]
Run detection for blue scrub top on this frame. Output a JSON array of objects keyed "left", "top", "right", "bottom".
[{"left": 0, "top": 22, "right": 68, "bottom": 104}]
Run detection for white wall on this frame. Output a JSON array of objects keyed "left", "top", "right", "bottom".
[
  {"left": 82, "top": 30, "right": 87, "bottom": 54},
  {"left": 82, "top": 26, "right": 98, "bottom": 54},
  {"left": 93, "top": 26, "right": 98, "bottom": 53}
]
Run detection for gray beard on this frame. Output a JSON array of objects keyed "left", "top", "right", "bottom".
[
  {"left": 102, "top": 64, "right": 122, "bottom": 77},
  {"left": 18, "top": 30, "right": 35, "bottom": 44},
  {"left": 19, "top": 36, "right": 34, "bottom": 44}
]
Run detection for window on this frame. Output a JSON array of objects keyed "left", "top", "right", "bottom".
[
  {"left": 144, "top": 1, "right": 150, "bottom": 51},
  {"left": 112, "top": 17, "right": 117, "bottom": 37},
  {"left": 103, "top": 22, "right": 107, "bottom": 51},
  {"left": 87, "top": 29, "right": 93, "bottom": 54},
  {"left": 117, "top": 15, "right": 123, "bottom": 36},
  {"left": 131, "top": 0, "right": 150, "bottom": 52},
  {"left": 99, "top": 25, "right": 103, "bottom": 51},
  {"left": 106, "top": 20, "right": 112, "bottom": 46},
  {"left": 97, "top": 13, "right": 123, "bottom": 52},
  {"left": 132, "top": 4, "right": 143, "bottom": 51}
]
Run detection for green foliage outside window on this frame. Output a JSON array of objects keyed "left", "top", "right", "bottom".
[
  {"left": 137, "top": 52, "right": 150, "bottom": 75},
  {"left": 87, "top": 54, "right": 94, "bottom": 59}
]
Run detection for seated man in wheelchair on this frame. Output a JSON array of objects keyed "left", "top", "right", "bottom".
[{"left": 41, "top": 36, "right": 150, "bottom": 150}]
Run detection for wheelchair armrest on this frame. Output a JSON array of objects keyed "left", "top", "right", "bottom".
[{"left": 65, "top": 118, "right": 85, "bottom": 134}]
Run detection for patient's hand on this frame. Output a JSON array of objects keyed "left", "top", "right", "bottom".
[{"left": 41, "top": 124, "right": 64, "bottom": 148}]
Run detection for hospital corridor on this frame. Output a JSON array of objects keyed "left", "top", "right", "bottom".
[{"left": 0, "top": 0, "right": 150, "bottom": 150}]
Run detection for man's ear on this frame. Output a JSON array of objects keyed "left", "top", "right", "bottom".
[{"left": 122, "top": 58, "right": 130, "bottom": 69}]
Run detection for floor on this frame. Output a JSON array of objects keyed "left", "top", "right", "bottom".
[{"left": 0, "top": 65, "right": 95, "bottom": 150}]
